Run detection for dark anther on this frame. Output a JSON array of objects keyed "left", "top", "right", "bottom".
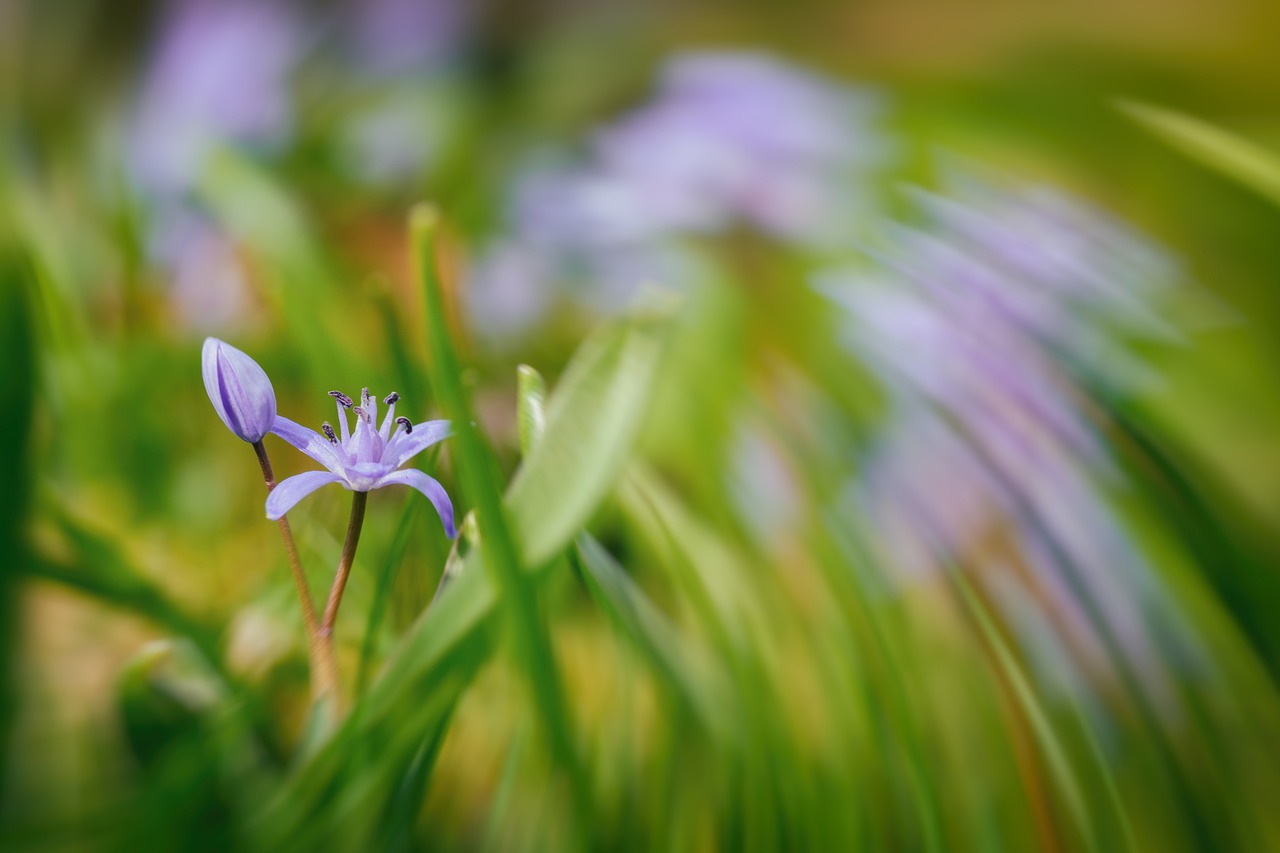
[
  {"left": 353, "top": 406, "right": 370, "bottom": 423},
  {"left": 396, "top": 416, "right": 413, "bottom": 434},
  {"left": 328, "top": 390, "right": 354, "bottom": 408},
  {"left": 322, "top": 422, "right": 338, "bottom": 444},
  {"left": 361, "top": 387, "right": 371, "bottom": 408},
  {"left": 383, "top": 392, "right": 400, "bottom": 406}
]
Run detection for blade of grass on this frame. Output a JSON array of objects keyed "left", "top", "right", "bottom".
[
  {"left": 1120, "top": 101, "right": 1280, "bottom": 208},
  {"left": 412, "top": 204, "right": 589, "bottom": 840},
  {"left": 31, "top": 504, "right": 221, "bottom": 659},
  {"left": 949, "top": 570, "right": 1100, "bottom": 853},
  {"left": 0, "top": 248, "right": 35, "bottom": 801},
  {"left": 573, "top": 533, "right": 725, "bottom": 732}
]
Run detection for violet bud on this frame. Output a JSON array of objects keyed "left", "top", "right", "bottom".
[{"left": 202, "top": 337, "right": 277, "bottom": 443}]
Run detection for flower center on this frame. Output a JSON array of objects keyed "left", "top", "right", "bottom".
[{"left": 323, "top": 387, "right": 409, "bottom": 466}]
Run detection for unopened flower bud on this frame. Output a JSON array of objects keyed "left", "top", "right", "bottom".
[{"left": 202, "top": 337, "right": 277, "bottom": 443}]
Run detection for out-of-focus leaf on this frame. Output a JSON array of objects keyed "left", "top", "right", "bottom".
[
  {"left": 30, "top": 505, "right": 221, "bottom": 658},
  {"left": 1121, "top": 101, "right": 1280, "bottom": 207},
  {"left": 196, "top": 148, "right": 337, "bottom": 374},
  {"left": 112, "top": 637, "right": 271, "bottom": 851},
  {"left": 507, "top": 294, "right": 675, "bottom": 567},
  {"left": 950, "top": 574, "right": 1102, "bottom": 853},
  {"left": 118, "top": 639, "right": 225, "bottom": 768},
  {"left": 573, "top": 533, "right": 725, "bottom": 732},
  {"left": 0, "top": 246, "right": 35, "bottom": 799}
]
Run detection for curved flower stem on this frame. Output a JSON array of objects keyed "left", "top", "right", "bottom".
[
  {"left": 252, "top": 440, "right": 338, "bottom": 703},
  {"left": 321, "top": 490, "right": 368, "bottom": 640}
]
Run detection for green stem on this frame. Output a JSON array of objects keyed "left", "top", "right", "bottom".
[
  {"left": 322, "top": 491, "right": 369, "bottom": 638},
  {"left": 252, "top": 440, "right": 338, "bottom": 703}
]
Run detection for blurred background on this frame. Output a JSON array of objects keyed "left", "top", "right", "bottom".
[{"left": 4, "top": 0, "right": 1280, "bottom": 850}]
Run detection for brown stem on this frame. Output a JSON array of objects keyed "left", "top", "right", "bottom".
[
  {"left": 252, "top": 440, "right": 339, "bottom": 703},
  {"left": 321, "top": 490, "right": 368, "bottom": 637}
]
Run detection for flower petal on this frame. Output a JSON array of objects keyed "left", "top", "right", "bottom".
[
  {"left": 374, "top": 467, "right": 456, "bottom": 538},
  {"left": 265, "top": 470, "right": 344, "bottom": 520},
  {"left": 271, "top": 415, "right": 348, "bottom": 474},
  {"left": 381, "top": 420, "right": 451, "bottom": 471},
  {"left": 202, "top": 338, "right": 277, "bottom": 443}
]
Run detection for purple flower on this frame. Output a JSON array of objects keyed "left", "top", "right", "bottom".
[
  {"left": 469, "top": 51, "right": 886, "bottom": 337},
  {"left": 267, "top": 388, "right": 456, "bottom": 537},
  {"left": 820, "top": 174, "right": 1190, "bottom": 691},
  {"left": 128, "top": 0, "right": 302, "bottom": 197},
  {"left": 589, "top": 51, "right": 886, "bottom": 248},
  {"left": 344, "top": 0, "right": 470, "bottom": 75},
  {"left": 202, "top": 338, "right": 277, "bottom": 443}
]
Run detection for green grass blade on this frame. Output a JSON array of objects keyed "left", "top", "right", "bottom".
[
  {"left": 1120, "top": 101, "right": 1280, "bottom": 207},
  {"left": 31, "top": 505, "right": 221, "bottom": 658},
  {"left": 573, "top": 533, "right": 725, "bottom": 732},
  {"left": 413, "top": 205, "right": 590, "bottom": 841},
  {"left": 0, "top": 246, "right": 35, "bottom": 799}
]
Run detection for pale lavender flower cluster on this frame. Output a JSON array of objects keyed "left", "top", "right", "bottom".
[
  {"left": 821, "top": 177, "right": 1187, "bottom": 688},
  {"left": 345, "top": 0, "right": 471, "bottom": 76},
  {"left": 127, "top": 0, "right": 304, "bottom": 332},
  {"left": 469, "top": 51, "right": 887, "bottom": 335},
  {"left": 129, "top": 0, "right": 470, "bottom": 329},
  {"left": 128, "top": 0, "right": 302, "bottom": 198}
]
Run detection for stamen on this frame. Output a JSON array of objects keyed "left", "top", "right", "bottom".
[
  {"left": 353, "top": 406, "right": 371, "bottom": 424},
  {"left": 383, "top": 392, "right": 400, "bottom": 406},
  {"left": 396, "top": 416, "right": 413, "bottom": 434},
  {"left": 322, "top": 422, "right": 339, "bottom": 444},
  {"left": 329, "top": 391, "right": 354, "bottom": 408},
  {"left": 361, "top": 387, "right": 371, "bottom": 408}
]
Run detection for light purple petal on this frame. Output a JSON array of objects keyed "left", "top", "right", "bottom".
[
  {"left": 270, "top": 415, "right": 348, "bottom": 474},
  {"left": 374, "top": 468, "right": 456, "bottom": 538},
  {"left": 265, "top": 471, "right": 344, "bottom": 520},
  {"left": 202, "top": 337, "right": 276, "bottom": 442},
  {"left": 382, "top": 420, "right": 451, "bottom": 471}
]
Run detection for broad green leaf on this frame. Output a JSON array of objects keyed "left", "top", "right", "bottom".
[
  {"left": 1121, "top": 101, "right": 1280, "bottom": 208},
  {"left": 507, "top": 297, "right": 674, "bottom": 567}
]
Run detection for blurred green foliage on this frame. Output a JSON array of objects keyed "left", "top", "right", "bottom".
[{"left": 4, "top": 1, "right": 1280, "bottom": 851}]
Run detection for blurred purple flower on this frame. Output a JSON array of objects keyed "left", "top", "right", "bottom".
[
  {"left": 591, "top": 52, "right": 886, "bottom": 247},
  {"left": 161, "top": 213, "right": 253, "bottom": 332},
  {"left": 127, "top": 0, "right": 304, "bottom": 333},
  {"left": 268, "top": 388, "right": 456, "bottom": 537},
  {"left": 345, "top": 0, "right": 470, "bottom": 75},
  {"left": 470, "top": 51, "right": 886, "bottom": 336},
  {"left": 822, "top": 175, "right": 1189, "bottom": 689},
  {"left": 128, "top": 0, "right": 302, "bottom": 196},
  {"left": 202, "top": 338, "right": 277, "bottom": 444}
]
